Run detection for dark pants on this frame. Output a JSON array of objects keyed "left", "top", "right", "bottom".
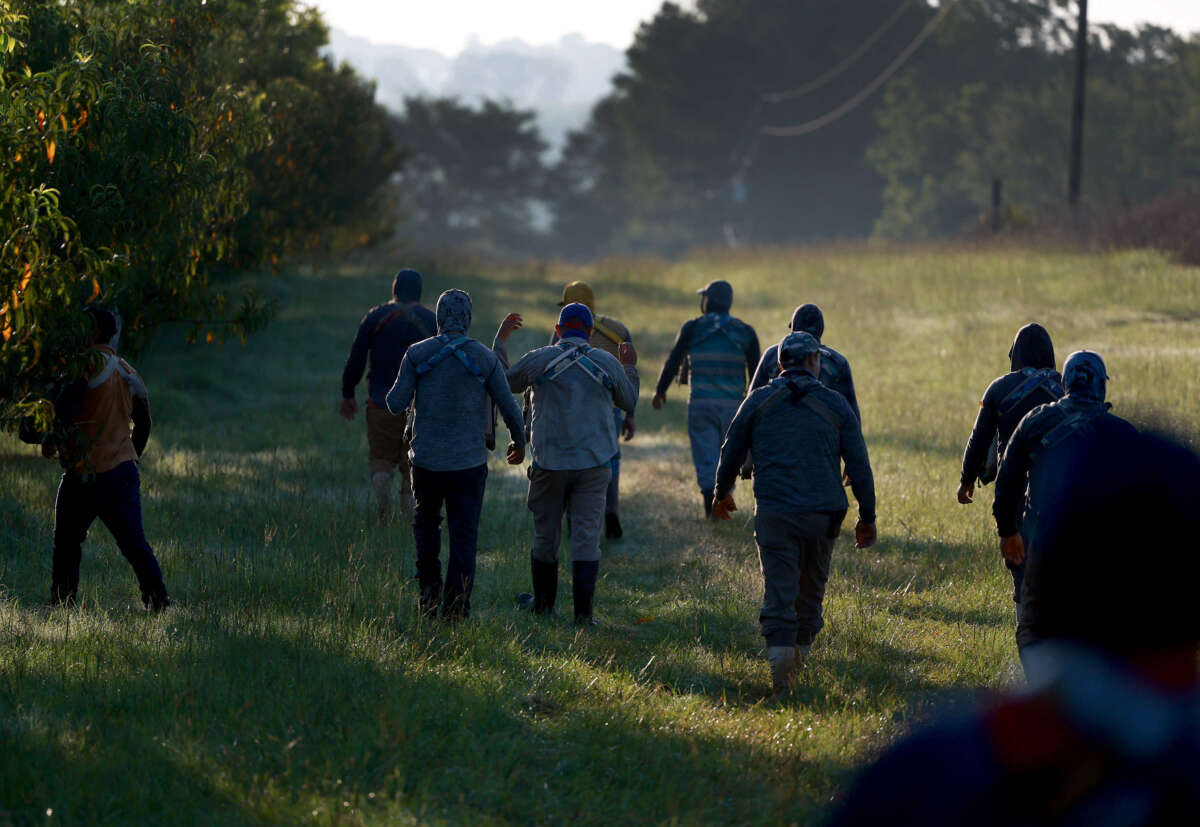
[
  {"left": 755, "top": 511, "right": 836, "bottom": 647},
  {"left": 412, "top": 463, "right": 488, "bottom": 616},
  {"left": 52, "top": 460, "right": 166, "bottom": 606}
]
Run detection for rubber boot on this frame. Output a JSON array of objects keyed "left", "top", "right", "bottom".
[
  {"left": 572, "top": 560, "right": 599, "bottom": 626},
  {"left": 702, "top": 489, "right": 715, "bottom": 519},
  {"left": 518, "top": 559, "right": 558, "bottom": 614},
  {"left": 767, "top": 646, "right": 798, "bottom": 695}
]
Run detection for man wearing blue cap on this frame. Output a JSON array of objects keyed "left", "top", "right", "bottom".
[
  {"left": 993, "top": 350, "right": 1136, "bottom": 663},
  {"left": 713, "top": 332, "right": 876, "bottom": 694},
  {"left": 653, "top": 280, "right": 760, "bottom": 518},
  {"left": 494, "top": 302, "right": 639, "bottom": 624},
  {"left": 340, "top": 269, "right": 436, "bottom": 521}
]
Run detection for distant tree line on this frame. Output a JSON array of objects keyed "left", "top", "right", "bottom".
[
  {"left": 0, "top": 0, "right": 397, "bottom": 432},
  {"left": 386, "top": 0, "right": 1200, "bottom": 257}
]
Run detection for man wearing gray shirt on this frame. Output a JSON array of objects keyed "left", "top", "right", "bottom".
[
  {"left": 713, "top": 332, "right": 876, "bottom": 694},
  {"left": 494, "top": 302, "right": 639, "bottom": 624},
  {"left": 387, "top": 290, "right": 526, "bottom": 620}
]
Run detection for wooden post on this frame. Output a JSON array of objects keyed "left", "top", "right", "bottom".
[
  {"left": 1068, "top": 0, "right": 1088, "bottom": 209},
  {"left": 992, "top": 178, "right": 1003, "bottom": 234}
]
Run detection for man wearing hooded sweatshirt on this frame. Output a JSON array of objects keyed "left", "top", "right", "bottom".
[
  {"left": 712, "top": 332, "right": 876, "bottom": 694},
  {"left": 495, "top": 303, "right": 639, "bottom": 624},
  {"left": 750, "top": 303, "right": 860, "bottom": 424},
  {"left": 548, "top": 281, "right": 637, "bottom": 540},
  {"left": 993, "top": 350, "right": 1136, "bottom": 659},
  {"left": 957, "top": 323, "right": 1064, "bottom": 612},
  {"left": 386, "top": 290, "right": 526, "bottom": 619},
  {"left": 340, "top": 269, "right": 436, "bottom": 520},
  {"left": 653, "top": 280, "right": 760, "bottom": 518}
]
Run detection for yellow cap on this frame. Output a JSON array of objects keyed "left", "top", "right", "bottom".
[{"left": 560, "top": 281, "right": 596, "bottom": 311}]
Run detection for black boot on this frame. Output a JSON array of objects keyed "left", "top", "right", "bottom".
[
  {"left": 142, "top": 585, "right": 170, "bottom": 613},
  {"left": 702, "top": 489, "right": 715, "bottom": 519},
  {"left": 418, "top": 582, "right": 442, "bottom": 619},
  {"left": 518, "top": 559, "right": 558, "bottom": 614},
  {"left": 605, "top": 512, "right": 623, "bottom": 540},
  {"left": 572, "top": 560, "right": 599, "bottom": 626}
]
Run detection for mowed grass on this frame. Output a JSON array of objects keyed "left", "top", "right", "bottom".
[{"left": 1, "top": 243, "right": 1197, "bottom": 824}]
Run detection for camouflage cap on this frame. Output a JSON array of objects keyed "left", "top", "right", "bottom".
[
  {"left": 560, "top": 281, "right": 596, "bottom": 310},
  {"left": 778, "top": 331, "right": 820, "bottom": 368}
]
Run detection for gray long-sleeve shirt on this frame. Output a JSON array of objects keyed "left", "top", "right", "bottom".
[
  {"left": 715, "top": 371, "right": 875, "bottom": 521},
  {"left": 496, "top": 336, "right": 639, "bottom": 471},
  {"left": 386, "top": 334, "right": 525, "bottom": 472}
]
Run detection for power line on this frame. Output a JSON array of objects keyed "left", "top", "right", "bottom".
[
  {"left": 761, "top": 0, "right": 914, "bottom": 104},
  {"left": 762, "top": 0, "right": 954, "bottom": 138}
]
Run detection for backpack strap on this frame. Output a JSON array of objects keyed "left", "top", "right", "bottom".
[
  {"left": 691, "top": 316, "right": 741, "bottom": 349},
  {"left": 818, "top": 346, "right": 841, "bottom": 385},
  {"left": 593, "top": 316, "right": 625, "bottom": 346},
  {"left": 998, "top": 368, "right": 1064, "bottom": 417},
  {"left": 416, "top": 335, "right": 483, "bottom": 379},
  {"left": 751, "top": 378, "right": 840, "bottom": 429},
  {"left": 1033, "top": 406, "right": 1105, "bottom": 459},
  {"left": 373, "top": 304, "right": 433, "bottom": 342},
  {"left": 536, "top": 344, "right": 614, "bottom": 391}
]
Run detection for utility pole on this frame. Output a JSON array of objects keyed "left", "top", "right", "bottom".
[{"left": 1068, "top": 0, "right": 1088, "bottom": 209}]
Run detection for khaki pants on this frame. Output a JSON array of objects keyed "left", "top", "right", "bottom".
[
  {"left": 366, "top": 404, "right": 411, "bottom": 488},
  {"left": 527, "top": 465, "right": 611, "bottom": 564},
  {"left": 755, "top": 511, "right": 838, "bottom": 648}
]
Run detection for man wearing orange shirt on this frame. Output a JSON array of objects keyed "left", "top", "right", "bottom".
[{"left": 43, "top": 307, "right": 169, "bottom": 611}]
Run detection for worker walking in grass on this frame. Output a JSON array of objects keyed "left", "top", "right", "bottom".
[
  {"left": 385, "top": 290, "right": 526, "bottom": 620},
  {"left": 832, "top": 428, "right": 1200, "bottom": 827},
  {"left": 653, "top": 280, "right": 760, "bottom": 518},
  {"left": 750, "top": 303, "right": 861, "bottom": 424},
  {"left": 549, "top": 281, "right": 637, "bottom": 540},
  {"left": 956, "top": 323, "right": 1063, "bottom": 619},
  {"left": 339, "top": 268, "right": 436, "bottom": 521},
  {"left": 42, "top": 307, "right": 170, "bottom": 611},
  {"left": 712, "top": 332, "right": 876, "bottom": 694},
  {"left": 993, "top": 350, "right": 1136, "bottom": 666},
  {"left": 495, "top": 302, "right": 639, "bottom": 625}
]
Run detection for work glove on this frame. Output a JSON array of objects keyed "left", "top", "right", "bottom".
[
  {"left": 712, "top": 496, "right": 737, "bottom": 521},
  {"left": 618, "top": 342, "right": 638, "bottom": 366},
  {"left": 854, "top": 520, "right": 877, "bottom": 549},
  {"left": 1001, "top": 534, "right": 1025, "bottom": 565},
  {"left": 957, "top": 482, "right": 974, "bottom": 504}
]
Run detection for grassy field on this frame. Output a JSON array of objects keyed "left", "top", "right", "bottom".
[{"left": 1, "top": 243, "right": 1197, "bottom": 824}]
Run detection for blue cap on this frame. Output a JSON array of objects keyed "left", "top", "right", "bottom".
[{"left": 558, "top": 302, "right": 594, "bottom": 339}]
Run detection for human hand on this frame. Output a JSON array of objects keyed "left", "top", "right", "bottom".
[
  {"left": 497, "top": 313, "right": 523, "bottom": 341},
  {"left": 1001, "top": 534, "right": 1025, "bottom": 565},
  {"left": 957, "top": 482, "right": 974, "bottom": 504},
  {"left": 621, "top": 417, "right": 636, "bottom": 441},
  {"left": 618, "top": 342, "right": 638, "bottom": 366},
  {"left": 854, "top": 521, "right": 877, "bottom": 549},
  {"left": 652, "top": 392, "right": 666, "bottom": 410},
  {"left": 712, "top": 496, "right": 737, "bottom": 521},
  {"left": 506, "top": 442, "right": 525, "bottom": 465},
  {"left": 338, "top": 398, "right": 357, "bottom": 421}
]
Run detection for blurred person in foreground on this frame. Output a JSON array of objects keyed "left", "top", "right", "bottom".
[
  {"left": 749, "top": 303, "right": 860, "bottom": 424},
  {"left": 712, "top": 332, "right": 876, "bottom": 694},
  {"left": 339, "top": 268, "right": 435, "bottom": 520},
  {"left": 42, "top": 307, "right": 169, "bottom": 611},
  {"left": 830, "top": 426, "right": 1200, "bottom": 827},
  {"left": 653, "top": 280, "right": 760, "bottom": 518},
  {"left": 385, "top": 290, "right": 526, "bottom": 620},
  {"left": 993, "top": 350, "right": 1135, "bottom": 664},
  {"left": 547, "top": 281, "right": 637, "bottom": 540},
  {"left": 957, "top": 322, "right": 1063, "bottom": 623},
  {"left": 495, "top": 303, "right": 639, "bottom": 624}
]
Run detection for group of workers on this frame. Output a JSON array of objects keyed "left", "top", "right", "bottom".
[{"left": 30, "top": 265, "right": 1200, "bottom": 822}]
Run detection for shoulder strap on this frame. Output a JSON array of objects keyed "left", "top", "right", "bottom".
[
  {"left": 373, "top": 304, "right": 433, "bottom": 341},
  {"left": 998, "top": 368, "right": 1064, "bottom": 417},
  {"left": 536, "top": 344, "right": 614, "bottom": 391},
  {"left": 692, "top": 316, "right": 740, "bottom": 348},
  {"left": 1034, "top": 407, "right": 1105, "bottom": 458},
  {"left": 818, "top": 347, "right": 841, "bottom": 383},
  {"left": 416, "top": 335, "right": 482, "bottom": 378},
  {"left": 86, "top": 353, "right": 119, "bottom": 390},
  {"left": 593, "top": 317, "right": 625, "bottom": 346}
]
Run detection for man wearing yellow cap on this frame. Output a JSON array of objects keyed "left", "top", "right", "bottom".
[{"left": 553, "top": 281, "right": 636, "bottom": 539}]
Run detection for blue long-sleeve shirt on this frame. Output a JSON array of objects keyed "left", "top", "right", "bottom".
[
  {"left": 342, "top": 301, "right": 436, "bottom": 407},
  {"left": 715, "top": 371, "right": 875, "bottom": 520},
  {"left": 751, "top": 342, "right": 861, "bottom": 424}
]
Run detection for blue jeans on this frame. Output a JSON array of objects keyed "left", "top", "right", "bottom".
[
  {"left": 52, "top": 460, "right": 166, "bottom": 606},
  {"left": 687, "top": 398, "right": 740, "bottom": 491},
  {"left": 412, "top": 463, "right": 488, "bottom": 617}
]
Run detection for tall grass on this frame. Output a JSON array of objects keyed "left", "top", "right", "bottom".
[{"left": 1, "top": 244, "right": 1196, "bottom": 824}]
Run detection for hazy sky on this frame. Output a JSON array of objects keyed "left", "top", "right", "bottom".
[{"left": 311, "top": 1, "right": 1200, "bottom": 54}]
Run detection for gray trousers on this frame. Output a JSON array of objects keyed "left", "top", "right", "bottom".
[
  {"left": 527, "top": 465, "right": 612, "bottom": 564},
  {"left": 755, "top": 511, "right": 837, "bottom": 647},
  {"left": 687, "top": 398, "right": 740, "bottom": 491}
]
